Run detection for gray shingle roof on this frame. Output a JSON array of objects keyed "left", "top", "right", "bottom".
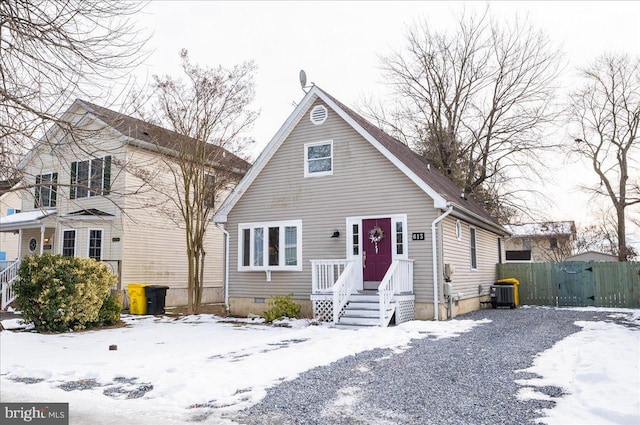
[
  {"left": 320, "top": 89, "right": 501, "bottom": 228},
  {"left": 77, "top": 100, "right": 251, "bottom": 174}
]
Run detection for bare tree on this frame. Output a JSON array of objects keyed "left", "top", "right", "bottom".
[
  {"left": 130, "top": 50, "right": 257, "bottom": 314},
  {"left": 568, "top": 54, "right": 640, "bottom": 261},
  {"left": 0, "top": 0, "right": 148, "bottom": 186},
  {"left": 362, "top": 8, "right": 563, "bottom": 222}
]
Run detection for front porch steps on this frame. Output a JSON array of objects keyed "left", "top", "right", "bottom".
[{"left": 335, "top": 293, "right": 394, "bottom": 329}]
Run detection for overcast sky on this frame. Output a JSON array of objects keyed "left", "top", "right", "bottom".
[{"left": 131, "top": 1, "right": 640, "bottom": 247}]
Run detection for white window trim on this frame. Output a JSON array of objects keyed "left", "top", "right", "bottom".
[
  {"left": 61, "top": 228, "right": 77, "bottom": 257},
  {"left": 470, "top": 226, "right": 478, "bottom": 271},
  {"left": 238, "top": 220, "right": 303, "bottom": 272},
  {"left": 28, "top": 237, "right": 38, "bottom": 253},
  {"left": 87, "top": 228, "right": 103, "bottom": 260},
  {"left": 346, "top": 214, "right": 408, "bottom": 290},
  {"left": 35, "top": 171, "right": 57, "bottom": 208},
  {"left": 304, "top": 140, "right": 333, "bottom": 178},
  {"left": 73, "top": 156, "right": 107, "bottom": 199}
]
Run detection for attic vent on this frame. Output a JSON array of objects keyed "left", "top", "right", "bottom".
[
  {"left": 310, "top": 105, "right": 328, "bottom": 125},
  {"left": 142, "top": 130, "right": 150, "bottom": 136}
]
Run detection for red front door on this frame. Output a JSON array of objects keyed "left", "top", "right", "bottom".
[{"left": 362, "top": 218, "right": 392, "bottom": 290}]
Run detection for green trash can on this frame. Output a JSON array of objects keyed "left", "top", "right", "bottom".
[{"left": 127, "top": 283, "right": 150, "bottom": 315}]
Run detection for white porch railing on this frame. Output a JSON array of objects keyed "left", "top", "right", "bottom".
[
  {"left": 1, "top": 259, "right": 20, "bottom": 310},
  {"left": 311, "top": 259, "right": 351, "bottom": 293},
  {"left": 331, "top": 262, "right": 356, "bottom": 323},
  {"left": 378, "top": 259, "right": 414, "bottom": 327}
]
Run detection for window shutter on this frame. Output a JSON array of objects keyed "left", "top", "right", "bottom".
[
  {"left": 51, "top": 172, "right": 58, "bottom": 207},
  {"left": 70, "top": 161, "right": 77, "bottom": 199},
  {"left": 34, "top": 175, "right": 41, "bottom": 208},
  {"left": 103, "top": 156, "right": 111, "bottom": 195}
]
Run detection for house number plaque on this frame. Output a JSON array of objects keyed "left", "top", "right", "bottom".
[{"left": 412, "top": 232, "right": 425, "bottom": 241}]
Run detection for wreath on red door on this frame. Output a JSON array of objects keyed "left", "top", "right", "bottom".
[
  {"left": 369, "top": 226, "right": 384, "bottom": 254},
  {"left": 369, "top": 226, "right": 384, "bottom": 243}
]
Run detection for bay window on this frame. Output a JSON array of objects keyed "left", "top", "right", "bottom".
[{"left": 239, "top": 220, "right": 302, "bottom": 271}]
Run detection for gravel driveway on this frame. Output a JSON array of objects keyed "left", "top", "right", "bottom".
[{"left": 231, "top": 306, "right": 627, "bottom": 425}]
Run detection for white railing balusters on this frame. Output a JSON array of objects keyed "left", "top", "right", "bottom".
[
  {"left": 312, "top": 258, "right": 413, "bottom": 327},
  {"left": 1, "top": 259, "right": 21, "bottom": 310},
  {"left": 311, "top": 259, "right": 349, "bottom": 293},
  {"left": 378, "top": 259, "right": 414, "bottom": 327},
  {"left": 331, "top": 262, "right": 356, "bottom": 323}
]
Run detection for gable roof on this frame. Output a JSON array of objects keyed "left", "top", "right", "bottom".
[
  {"left": 76, "top": 100, "right": 250, "bottom": 174},
  {"left": 215, "top": 86, "right": 507, "bottom": 235}
]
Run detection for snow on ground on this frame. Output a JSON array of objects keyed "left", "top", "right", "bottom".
[
  {"left": 2, "top": 307, "right": 639, "bottom": 425},
  {"left": 516, "top": 312, "right": 640, "bottom": 425},
  {"left": 0, "top": 315, "right": 488, "bottom": 424}
]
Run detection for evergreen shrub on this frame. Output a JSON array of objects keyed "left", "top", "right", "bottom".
[{"left": 14, "top": 254, "right": 118, "bottom": 332}]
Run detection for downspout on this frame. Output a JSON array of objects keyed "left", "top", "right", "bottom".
[
  {"left": 431, "top": 204, "right": 453, "bottom": 321},
  {"left": 217, "top": 224, "right": 230, "bottom": 313}
]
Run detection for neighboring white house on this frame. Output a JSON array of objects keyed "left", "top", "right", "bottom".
[
  {"left": 504, "top": 221, "right": 576, "bottom": 262},
  {"left": 566, "top": 251, "right": 619, "bottom": 262},
  {"left": 0, "top": 181, "right": 21, "bottom": 265},
  {"left": 214, "top": 86, "right": 509, "bottom": 326},
  {"left": 0, "top": 100, "right": 249, "bottom": 310}
]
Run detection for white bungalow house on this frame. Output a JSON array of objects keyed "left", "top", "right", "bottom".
[
  {"left": 214, "top": 86, "right": 509, "bottom": 327},
  {"left": 0, "top": 100, "right": 249, "bottom": 310}
]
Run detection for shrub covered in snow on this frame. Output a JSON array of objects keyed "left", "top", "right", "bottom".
[
  {"left": 14, "top": 254, "right": 119, "bottom": 331},
  {"left": 262, "top": 294, "right": 301, "bottom": 323}
]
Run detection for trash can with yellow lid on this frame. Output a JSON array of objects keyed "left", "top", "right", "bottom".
[
  {"left": 491, "top": 278, "right": 520, "bottom": 309},
  {"left": 127, "top": 283, "right": 150, "bottom": 315}
]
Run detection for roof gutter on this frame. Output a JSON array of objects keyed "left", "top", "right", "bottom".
[
  {"left": 449, "top": 203, "right": 510, "bottom": 237},
  {"left": 431, "top": 204, "right": 453, "bottom": 321}
]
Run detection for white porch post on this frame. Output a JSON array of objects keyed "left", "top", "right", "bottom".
[
  {"left": 39, "top": 225, "right": 45, "bottom": 255},
  {"left": 17, "top": 229, "right": 23, "bottom": 259}
]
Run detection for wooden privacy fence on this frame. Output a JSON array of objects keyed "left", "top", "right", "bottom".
[{"left": 497, "top": 261, "right": 640, "bottom": 308}]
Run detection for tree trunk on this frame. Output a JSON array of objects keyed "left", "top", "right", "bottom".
[{"left": 617, "top": 207, "right": 627, "bottom": 261}]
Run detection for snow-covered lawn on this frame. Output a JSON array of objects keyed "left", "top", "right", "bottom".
[
  {"left": 516, "top": 308, "right": 640, "bottom": 425},
  {"left": 1, "top": 308, "right": 638, "bottom": 425},
  {"left": 0, "top": 314, "right": 487, "bottom": 424}
]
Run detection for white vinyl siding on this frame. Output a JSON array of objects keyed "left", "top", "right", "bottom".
[
  {"left": 121, "top": 145, "right": 225, "bottom": 297},
  {"left": 238, "top": 220, "right": 302, "bottom": 271}
]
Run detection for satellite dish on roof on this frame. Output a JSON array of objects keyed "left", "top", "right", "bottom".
[{"left": 299, "top": 70, "right": 307, "bottom": 90}]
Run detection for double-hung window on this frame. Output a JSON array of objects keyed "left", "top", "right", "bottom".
[
  {"left": 239, "top": 220, "right": 302, "bottom": 271},
  {"left": 88, "top": 229, "right": 103, "bottom": 260},
  {"left": 470, "top": 227, "right": 478, "bottom": 270},
  {"left": 70, "top": 156, "right": 111, "bottom": 199},
  {"left": 62, "top": 229, "right": 76, "bottom": 257},
  {"left": 304, "top": 141, "right": 333, "bottom": 177},
  {"left": 34, "top": 172, "right": 58, "bottom": 208}
]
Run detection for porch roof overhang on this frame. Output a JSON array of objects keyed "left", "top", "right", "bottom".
[
  {"left": 0, "top": 209, "right": 56, "bottom": 232},
  {"left": 58, "top": 209, "right": 115, "bottom": 221}
]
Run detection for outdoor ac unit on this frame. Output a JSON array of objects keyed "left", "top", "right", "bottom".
[{"left": 490, "top": 285, "right": 515, "bottom": 309}]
